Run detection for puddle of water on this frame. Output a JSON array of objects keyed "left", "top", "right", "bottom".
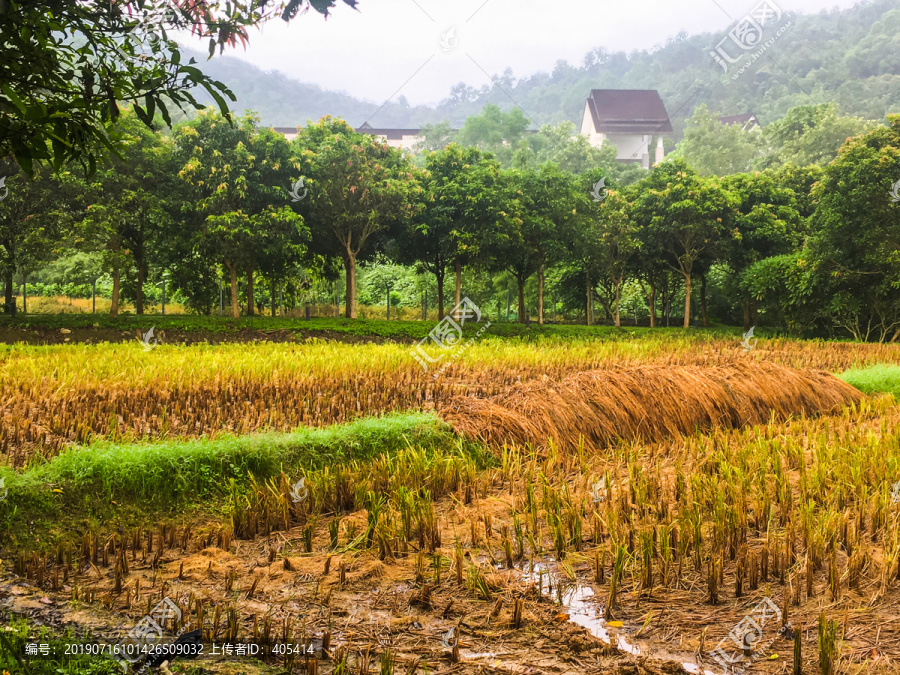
[{"left": 521, "top": 567, "right": 720, "bottom": 675}]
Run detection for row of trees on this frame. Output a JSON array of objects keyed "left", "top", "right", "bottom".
[
  {"left": 0, "top": 106, "right": 619, "bottom": 321},
  {"left": 2, "top": 109, "right": 899, "bottom": 339}
]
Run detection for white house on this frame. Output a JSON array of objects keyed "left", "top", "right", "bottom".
[
  {"left": 272, "top": 126, "right": 300, "bottom": 142},
  {"left": 270, "top": 123, "right": 423, "bottom": 150},
  {"left": 355, "top": 122, "right": 423, "bottom": 150},
  {"left": 580, "top": 89, "right": 672, "bottom": 169}
]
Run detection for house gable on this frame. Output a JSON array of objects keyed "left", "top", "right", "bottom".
[{"left": 580, "top": 89, "right": 672, "bottom": 167}]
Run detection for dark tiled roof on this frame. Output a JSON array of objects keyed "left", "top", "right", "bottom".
[
  {"left": 718, "top": 113, "right": 760, "bottom": 127},
  {"left": 271, "top": 126, "right": 300, "bottom": 135},
  {"left": 586, "top": 89, "right": 673, "bottom": 134},
  {"left": 357, "top": 122, "right": 421, "bottom": 139}
]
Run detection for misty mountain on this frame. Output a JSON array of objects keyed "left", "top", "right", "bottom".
[{"left": 187, "top": 0, "right": 900, "bottom": 135}]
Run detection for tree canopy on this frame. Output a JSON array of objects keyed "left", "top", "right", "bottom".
[{"left": 0, "top": 0, "right": 357, "bottom": 174}]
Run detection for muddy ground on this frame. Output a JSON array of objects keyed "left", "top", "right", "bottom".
[
  {"left": 5, "top": 450, "right": 887, "bottom": 675},
  {"left": 0, "top": 504, "right": 706, "bottom": 675}
]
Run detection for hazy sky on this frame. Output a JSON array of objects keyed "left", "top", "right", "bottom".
[{"left": 182, "top": 0, "right": 863, "bottom": 106}]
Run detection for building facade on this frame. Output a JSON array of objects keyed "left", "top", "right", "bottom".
[{"left": 580, "top": 89, "right": 672, "bottom": 169}]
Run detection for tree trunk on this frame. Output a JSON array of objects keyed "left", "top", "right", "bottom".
[
  {"left": 435, "top": 269, "right": 445, "bottom": 319},
  {"left": 246, "top": 268, "right": 255, "bottom": 316},
  {"left": 345, "top": 259, "right": 352, "bottom": 318},
  {"left": 110, "top": 270, "right": 120, "bottom": 318},
  {"left": 271, "top": 277, "right": 276, "bottom": 317},
  {"left": 3, "top": 269, "right": 12, "bottom": 313},
  {"left": 614, "top": 278, "right": 621, "bottom": 328},
  {"left": 585, "top": 268, "right": 592, "bottom": 326},
  {"left": 226, "top": 261, "right": 239, "bottom": 319},
  {"left": 683, "top": 273, "right": 692, "bottom": 329},
  {"left": 700, "top": 274, "right": 708, "bottom": 327},
  {"left": 517, "top": 275, "right": 526, "bottom": 324},
  {"left": 135, "top": 261, "right": 146, "bottom": 315},
  {"left": 454, "top": 258, "right": 461, "bottom": 308},
  {"left": 345, "top": 252, "right": 358, "bottom": 319},
  {"left": 648, "top": 284, "right": 657, "bottom": 328},
  {"left": 742, "top": 299, "right": 751, "bottom": 332},
  {"left": 537, "top": 264, "right": 544, "bottom": 325}
]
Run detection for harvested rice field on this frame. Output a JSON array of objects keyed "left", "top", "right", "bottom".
[{"left": 2, "top": 327, "right": 900, "bottom": 675}]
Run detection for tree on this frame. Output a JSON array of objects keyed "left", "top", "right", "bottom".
[
  {"left": 741, "top": 251, "right": 823, "bottom": 336},
  {"left": 629, "top": 240, "right": 673, "bottom": 328},
  {"left": 590, "top": 185, "right": 640, "bottom": 327},
  {"left": 511, "top": 163, "right": 581, "bottom": 324},
  {"left": 759, "top": 104, "right": 877, "bottom": 169},
  {"left": 482, "top": 169, "right": 531, "bottom": 323},
  {"left": 175, "top": 110, "right": 307, "bottom": 318},
  {"left": 79, "top": 199, "right": 134, "bottom": 317},
  {"left": 0, "top": 161, "right": 69, "bottom": 312},
  {"left": 80, "top": 111, "right": 174, "bottom": 315},
  {"left": 397, "top": 144, "right": 502, "bottom": 317},
  {"left": 456, "top": 104, "right": 531, "bottom": 167},
  {"left": 671, "top": 104, "right": 764, "bottom": 176},
  {"left": 808, "top": 114, "right": 900, "bottom": 342},
  {"left": 393, "top": 167, "right": 452, "bottom": 318},
  {"left": 513, "top": 121, "right": 619, "bottom": 176},
  {"left": 413, "top": 122, "right": 457, "bottom": 155},
  {"left": 719, "top": 171, "right": 800, "bottom": 330},
  {"left": 565, "top": 171, "right": 608, "bottom": 325},
  {"left": 766, "top": 163, "right": 824, "bottom": 236},
  {"left": 632, "top": 160, "right": 732, "bottom": 328},
  {"left": 294, "top": 117, "right": 417, "bottom": 319},
  {"left": 0, "top": 0, "right": 357, "bottom": 173}
]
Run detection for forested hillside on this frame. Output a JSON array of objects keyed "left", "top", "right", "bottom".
[{"left": 192, "top": 0, "right": 900, "bottom": 132}]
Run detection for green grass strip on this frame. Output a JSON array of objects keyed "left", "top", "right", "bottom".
[
  {"left": 0, "top": 412, "right": 487, "bottom": 539},
  {"left": 839, "top": 364, "right": 900, "bottom": 397}
]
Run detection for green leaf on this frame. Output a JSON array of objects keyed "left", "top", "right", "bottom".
[{"left": 0, "top": 84, "right": 27, "bottom": 114}]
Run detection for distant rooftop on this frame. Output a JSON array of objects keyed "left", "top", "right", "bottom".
[
  {"left": 269, "top": 121, "right": 541, "bottom": 138},
  {"left": 356, "top": 122, "right": 423, "bottom": 139},
  {"left": 718, "top": 113, "right": 760, "bottom": 128},
  {"left": 585, "top": 89, "right": 673, "bottom": 134}
]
